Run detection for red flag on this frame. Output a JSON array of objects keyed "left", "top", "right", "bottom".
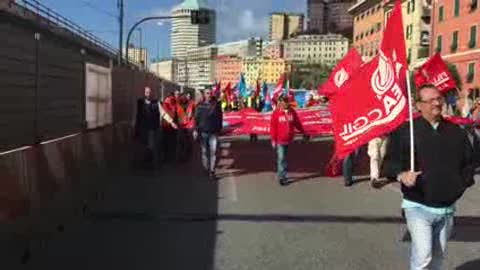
[
  {"left": 318, "top": 48, "right": 363, "bottom": 98},
  {"left": 224, "top": 82, "right": 233, "bottom": 104},
  {"left": 254, "top": 80, "right": 261, "bottom": 98},
  {"left": 213, "top": 80, "right": 222, "bottom": 96},
  {"left": 272, "top": 74, "right": 286, "bottom": 101},
  {"left": 414, "top": 53, "right": 456, "bottom": 93},
  {"left": 330, "top": 0, "right": 409, "bottom": 159}
]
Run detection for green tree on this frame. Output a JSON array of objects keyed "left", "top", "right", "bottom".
[{"left": 289, "top": 63, "right": 333, "bottom": 89}]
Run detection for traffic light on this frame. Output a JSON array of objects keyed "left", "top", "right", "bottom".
[{"left": 191, "top": 9, "right": 210, "bottom": 25}]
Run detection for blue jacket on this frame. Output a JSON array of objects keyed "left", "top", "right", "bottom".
[{"left": 195, "top": 100, "right": 223, "bottom": 134}]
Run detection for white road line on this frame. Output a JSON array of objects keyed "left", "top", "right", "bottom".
[
  {"left": 224, "top": 176, "right": 238, "bottom": 202},
  {"left": 221, "top": 149, "right": 229, "bottom": 157},
  {"left": 217, "top": 142, "right": 237, "bottom": 202},
  {"left": 220, "top": 142, "right": 231, "bottom": 148}
]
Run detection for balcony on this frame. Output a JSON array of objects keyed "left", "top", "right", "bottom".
[{"left": 421, "top": 5, "right": 432, "bottom": 20}]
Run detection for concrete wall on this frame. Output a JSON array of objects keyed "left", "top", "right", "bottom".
[{"left": 0, "top": 3, "right": 184, "bottom": 266}]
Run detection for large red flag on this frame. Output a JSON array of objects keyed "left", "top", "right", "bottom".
[
  {"left": 318, "top": 48, "right": 363, "bottom": 98},
  {"left": 330, "top": 0, "right": 409, "bottom": 159},
  {"left": 213, "top": 80, "right": 222, "bottom": 96},
  {"left": 414, "top": 53, "right": 456, "bottom": 93},
  {"left": 254, "top": 80, "right": 261, "bottom": 98},
  {"left": 224, "top": 82, "right": 233, "bottom": 104},
  {"left": 272, "top": 73, "right": 286, "bottom": 101}
]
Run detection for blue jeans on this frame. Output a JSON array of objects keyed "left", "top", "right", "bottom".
[
  {"left": 342, "top": 149, "right": 360, "bottom": 183},
  {"left": 200, "top": 133, "right": 218, "bottom": 172},
  {"left": 404, "top": 208, "right": 454, "bottom": 270},
  {"left": 277, "top": 145, "right": 288, "bottom": 180}
]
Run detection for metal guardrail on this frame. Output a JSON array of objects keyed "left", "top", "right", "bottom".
[{"left": 13, "top": 0, "right": 119, "bottom": 57}]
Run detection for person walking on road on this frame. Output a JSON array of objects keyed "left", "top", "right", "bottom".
[
  {"left": 382, "top": 84, "right": 477, "bottom": 270},
  {"left": 270, "top": 94, "right": 305, "bottom": 186},
  {"left": 367, "top": 136, "right": 388, "bottom": 188},
  {"left": 134, "top": 86, "right": 177, "bottom": 169},
  {"left": 342, "top": 148, "right": 360, "bottom": 187},
  {"left": 194, "top": 89, "right": 223, "bottom": 179}
]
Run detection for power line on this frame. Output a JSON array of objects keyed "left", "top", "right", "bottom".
[{"left": 78, "top": 0, "right": 117, "bottom": 19}]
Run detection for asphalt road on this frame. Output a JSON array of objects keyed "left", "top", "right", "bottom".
[{"left": 24, "top": 138, "right": 480, "bottom": 270}]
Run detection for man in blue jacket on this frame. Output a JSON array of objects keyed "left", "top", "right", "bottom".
[{"left": 194, "top": 89, "right": 223, "bottom": 179}]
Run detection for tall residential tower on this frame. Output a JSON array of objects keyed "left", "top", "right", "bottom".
[{"left": 171, "top": 0, "right": 216, "bottom": 59}]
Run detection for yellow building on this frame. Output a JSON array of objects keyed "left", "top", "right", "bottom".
[
  {"left": 385, "top": 0, "right": 431, "bottom": 67},
  {"left": 260, "top": 58, "right": 289, "bottom": 85},
  {"left": 242, "top": 57, "right": 290, "bottom": 87},
  {"left": 242, "top": 57, "right": 262, "bottom": 87},
  {"left": 126, "top": 46, "right": 148, "bottom": 69},
  {"left": 287, "top": 13, "right": 304, "bottom": 38},
  {"left": 269, "top": 12, "right": 304, "bottom": 41}
]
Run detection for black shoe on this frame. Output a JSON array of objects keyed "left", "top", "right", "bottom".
[
  {"left": 371, "top": 178, "right": 383, "bottom": 189},
  {"left": 209, "top": 171, "right": 217, "bottom": 180},
  {"left": 344, "top": 181, "right": 353, "bottom": 187},
  {"left": 279, "top": 179, "right": 289, "bottom": 186}
]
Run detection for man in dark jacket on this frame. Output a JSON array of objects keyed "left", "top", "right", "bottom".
[
  {"left": 382, "top": 84, "right": 476, "bottom": 270},
  {"left": 134, "top": 86, "right": 177, "bottom": 168},
  {"left": 194, "top": 89, "right": 223, "bottom": 179}
]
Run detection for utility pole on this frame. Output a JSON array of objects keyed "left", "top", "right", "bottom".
[{"left": 118, "top": 0, "right": 124, "bottom": 64}]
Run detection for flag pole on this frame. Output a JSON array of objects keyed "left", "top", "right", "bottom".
[{"left": 405, "top": 69, "right": 415, "bottom": 171}]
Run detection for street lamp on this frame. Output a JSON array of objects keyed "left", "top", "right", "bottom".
[{"left": 124, "top": 10, "right": 210, "bottom": 65}]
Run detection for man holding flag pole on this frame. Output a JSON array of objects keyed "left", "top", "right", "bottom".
[{"left": 329, "top": 1, "right": 476, "bottom": 268}]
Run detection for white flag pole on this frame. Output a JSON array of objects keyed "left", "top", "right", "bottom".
[{"left": 405, "top": 69, "right": 415, "bottom": 172}]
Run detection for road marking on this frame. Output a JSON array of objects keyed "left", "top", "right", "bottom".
[
  {"left": 217, "top": 158, "right": 234, "bottom": 167},
  {"left": 220, "top": 142, "right": 231, "bottom": 148},
  {"left": 221, "top": 149, "right": 229, "bottom": 157},
  {"left": 224, "top": 176, "right": 238, "bottom": 202},
  {"left": 218, "top": 141, "right": 237, "bottom": 202}
]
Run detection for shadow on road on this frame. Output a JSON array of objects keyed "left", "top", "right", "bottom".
[
  {"left": 456, "top": 258, "right": 480, "bottom": 269},
  {"left": 220, "top": 139, "right": 370, "bottom": 179},
  {"left": 29, "top": 143, "right": 219, "bottom": 270}
]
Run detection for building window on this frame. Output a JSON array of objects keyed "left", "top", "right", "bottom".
[
  {"left": 470, "top": 25, "right": 477, "bottom": 48},
  {"left": 454, "top": 0, "right": 460, "bottom": 17},
  {"left": 467, "top": 62, "right": 475, "bottom": 83},
  {"left": 407, "top": 48, "right": 411, "bottom": 64},
  {"left": 411, "top": 0, "right": 415, "bottom": 13},
  {"left": 439, "top": 6, "right": 444, "bottom": 22},
  {"left": 406, "top": 25, "right": 413, "bottom": 40},
  {"left": 451, "top": 31, "right": 458, "bottom": 52},
  {"left": 436, "top": 35, "right": 442, "bottom": 53},
  {"left": 471, "top": 0, "right": 478, "bottom": 11}
]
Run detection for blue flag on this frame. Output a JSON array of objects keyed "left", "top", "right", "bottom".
[{"left": 238, "top": 73, "right": 248, "bottom": 98}]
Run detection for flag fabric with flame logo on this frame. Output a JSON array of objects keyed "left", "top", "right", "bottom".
[
  {"left": 414, "top": 53, "right": 457, "bottom": 93},
  {"left": 329, "top": 0, "right": 409, "bottom": 159},
  {"left": 318, "top": 48, "right": 363, "bottom": 98}
]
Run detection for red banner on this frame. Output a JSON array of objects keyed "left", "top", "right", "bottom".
[{"left": 221, "top": 107, "right": 333, "bottom": 136}]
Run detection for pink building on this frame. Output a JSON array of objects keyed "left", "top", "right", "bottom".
[
  {"left": 215, "top": 56, "right": 243, "bottom": 88},
  {"left": 263, "top": 41, "right": 284, "bottom": 59},
  {"left": 431, "top": 0, "right": 480, "bottom": 93}
]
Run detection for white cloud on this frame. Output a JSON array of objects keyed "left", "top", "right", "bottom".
[
  {"left": 150, "top": 7, "right": 173, "bottom": 17},
  {"left": 209, "top": 0, "right": 305, "bottom": 42}
]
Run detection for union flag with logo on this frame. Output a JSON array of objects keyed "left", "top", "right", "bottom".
[
  {"left": 318, "top": 48, "right": 363, "bottom": 98},
  {"left": 414, "top": 53, "right": 457, "bottom": 93},
  {"left": 329, "top": 0, "right": 409, "bottom": 159}
]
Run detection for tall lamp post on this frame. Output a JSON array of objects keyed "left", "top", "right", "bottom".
[{"left": 124, "top": 9, "right": 210, "bottom": 66}]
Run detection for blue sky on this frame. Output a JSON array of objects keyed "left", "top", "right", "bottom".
[{"left": 39, "top": 0, "right": 306, "bottom": 61}]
